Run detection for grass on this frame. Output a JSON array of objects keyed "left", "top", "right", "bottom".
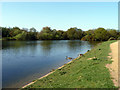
[{"left": 23, "top": 40, "right": 117, "bottom": 88}]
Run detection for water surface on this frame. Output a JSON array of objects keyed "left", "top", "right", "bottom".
[{"left": 2, "top": 40, "right": 99, "bottom": 88}]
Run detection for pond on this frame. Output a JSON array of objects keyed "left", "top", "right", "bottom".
[{"left": 2, "top": 40, "right": 99, "bottom": 88}]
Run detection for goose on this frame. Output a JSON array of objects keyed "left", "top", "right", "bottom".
[
  {"left": 66, "top": 56, "right": 72, "bottom": 59},
  {"left": 79, "top": 54, "right": 84, "bottom": 57},
  {"left": 87, "top": 50, "right": 90, "bottom": 52}
]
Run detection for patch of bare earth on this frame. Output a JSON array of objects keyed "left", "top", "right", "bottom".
[{"left": 106, "top": 41, "right": 119, "bottom": 87}]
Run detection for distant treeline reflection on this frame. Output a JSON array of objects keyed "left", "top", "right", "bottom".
[{"left": 1, "top": 26, "right": 120, "bottom": 41}]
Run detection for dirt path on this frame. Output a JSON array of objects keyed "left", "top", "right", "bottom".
[
  {"left": 109, "top": 41, "right": 119, "bottom": 87},
  {"left": 118, "top": 41, "right": 120, "bottom": 87}
]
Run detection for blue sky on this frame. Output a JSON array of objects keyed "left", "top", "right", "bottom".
[{"left": 1, "top": 2, "right": 118, "bottom": 31}]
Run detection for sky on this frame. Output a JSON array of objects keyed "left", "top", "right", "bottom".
[{"left": 1, "top": 2, "right": 118, "bottom": 31}]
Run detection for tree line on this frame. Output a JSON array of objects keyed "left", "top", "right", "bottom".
[{"left": 1, "top": 26, "right": 120, "bottom": 41}]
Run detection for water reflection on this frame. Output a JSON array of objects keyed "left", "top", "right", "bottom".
[
  {"left": 39, "top": 40, "right": 53, "bottom": 56},
  {"left": 67, "top": 40, "right": 82, "bottom": 51}
]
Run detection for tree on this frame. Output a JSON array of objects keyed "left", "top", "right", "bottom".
[
  {"left": 9, "top": 27, "right": 21, "bottom": 37},
  {"left": 108, "top": 29, "right": 118, "bottom": 39},
  {"left": 14, "top": 31, "right": 27, "bottom": 40},
  {"left": 62, "top": 31, "right": 68, "bottom": 40},
  {"left": 2, "top": 27, "right": 11, "bottom": 37},
  {"left": 29, "top": 27, "right": 37, "bottom": 40},
  {"left": 67, "top": 27, "right": 83, "bottom": 40},
  {"left": 94, "top": 28, "right": 110, "bottom": 41},
  {"left": 37, "top": 27, "right": 53, "bottom": 40},
  {"left": 42, "top": 26, "right": 51, "bottom": 33}
]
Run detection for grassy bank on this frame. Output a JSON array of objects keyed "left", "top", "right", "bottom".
[{"left": 23, "top": 40, "right": 117, "bottom": 88}]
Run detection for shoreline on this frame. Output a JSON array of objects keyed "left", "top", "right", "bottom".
[{"left": 22, "top": 56, "right": 80, "bottom": 88}]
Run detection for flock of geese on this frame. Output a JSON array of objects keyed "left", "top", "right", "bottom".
[
  {"left": 66, "top": 50, "right": 90, "bottom": 60},
  {"left": 66, "top": 54, "right": 84, "bottom": 60}
]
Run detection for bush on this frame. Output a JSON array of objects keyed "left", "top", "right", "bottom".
[
  {"left": 108, "top": 37, "right": 115, "bottom": 41},
  {"left": 14, "top": 31, "right": 27, "bottom": 40},
  {"left": 117, "top": 37, "right": 120, "bottom": 40},
  {"left": 81, "top": 36, "right": 86, "bottom": 41}
]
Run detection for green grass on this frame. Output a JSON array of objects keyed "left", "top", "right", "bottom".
[{"left": 24, "top": 40, "right": 117, "bottom": 88}]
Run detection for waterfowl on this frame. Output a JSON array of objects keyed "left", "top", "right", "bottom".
[
  {"left": 79, "top": 54, "right": 84, "bottom": 57},
  {"left": 66, "top": 56, "right": 72, "bottom": 59},
  {"left": 87, "top": 50, "right": 90, "bottom": 52}
]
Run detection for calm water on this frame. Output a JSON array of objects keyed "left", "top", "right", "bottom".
[{"left": 2, "top": 40, "right": 99, "bottom": 88}]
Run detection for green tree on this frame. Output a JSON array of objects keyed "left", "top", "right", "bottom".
[
  {"left": 108, "top": 29, "right": 118, "bottom": 39},
  {"left": 67, "top": 28, "right": 76, "bottom": 39},
  {"left": 42, "top": 26, "right": 52, "bottom": 33},
  {"left": 94, "top": 28, "right": 110, "bottom": 41},
  {"left": 67, "top": 27, "right": 83, "bottom": 40},
  {"left": 2, "top": 27, "right": 11, "bottom": 37},
  {"left": 38, "top": 27, "right": 53, "bottom": 40},
  {"left": 9, "top": 27, "right": 21, "bottom": 37},
  {"left": 14, "top": 31, "right": 27, "bottom": 40},
  {"left": 29, "top": 27, "right": 37, "bottom": 40},
  {"left": 62, "top": 31, "right": 68, "bottom": 40}
]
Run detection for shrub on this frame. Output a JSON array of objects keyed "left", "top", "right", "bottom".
[
  {"left": 108, "top": 37, "right": 115, "bottom": 41},
  {"left": 117, "top": 37, "right": 120, "bottom": 40}
]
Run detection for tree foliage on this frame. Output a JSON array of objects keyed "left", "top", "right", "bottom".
[{"left": 1, "top": 26, "right": 119, "bottom": 41}]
